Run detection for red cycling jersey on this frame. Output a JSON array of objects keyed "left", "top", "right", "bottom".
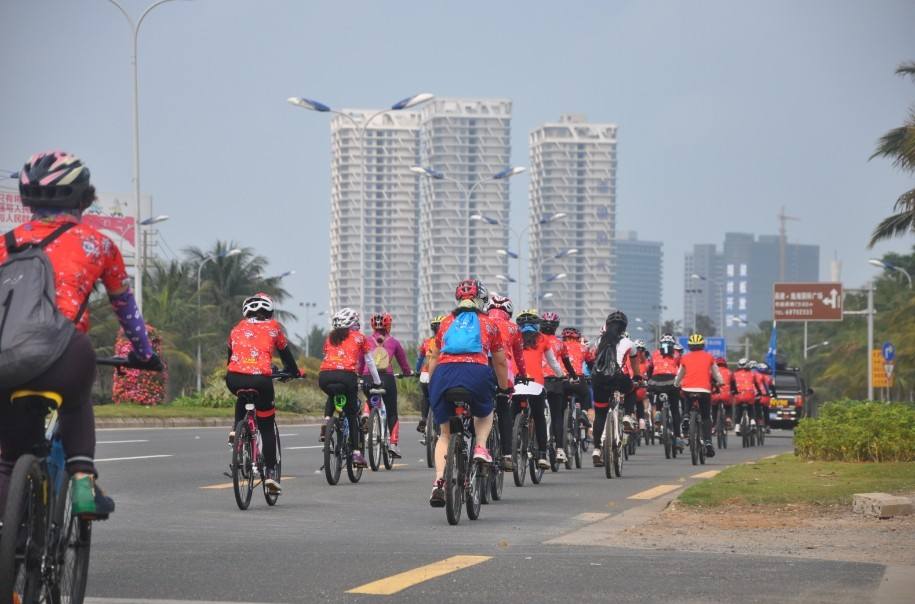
[
  {"left": 227, "top": 318, "right": 290, "bottom": 376},
  {"left": 713, "top": 365, "right": 734, "bottom": 404},
  {"left": 755, "top": 372, "right": 773, "bottom": 405},
  {"left": 487, "top": 311, "right": 526, "bottom": 377},
  {"left": 0, "top": 215, "right": 129, "bottom": 333},
  {"left": 563, "top": 339, "right": 592, "bottom": 374},
  {"left": 733, "top": 368, "right": 757, "bottom": 403},
  {"left": 650, "top": 350, "right": 680, "bottom": 377},
  {"left": 435, "top": 311, "right": 504, "bottom": 366},
  {"left": 320, "top": 330, "right": 371, "bottom": 373},
  {"left": 542, "top": 333, "right": 566, "bottom": 378},
  {"left": 520, "top": 334, "right": 554, "bottom": 385}
]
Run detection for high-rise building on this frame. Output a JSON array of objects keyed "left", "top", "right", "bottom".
[
  {"left": 683, "top": 233, "right": 820, "bottom": 345},
  {"left": 612, "top": 231, "right": 663, "bottom": 341},
  {"left": 418, "top": 98, "right": 513, "bottom": 334},
  {"left": 329, "top": 110, "right": 421, "bottom": 343},
  {"left": 529, "top": 114, "right": 618, "bottom": 334}
]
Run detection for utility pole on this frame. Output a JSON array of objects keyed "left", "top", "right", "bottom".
[{"left": 777, "top": 205, "right": 800, "bottom": 281}]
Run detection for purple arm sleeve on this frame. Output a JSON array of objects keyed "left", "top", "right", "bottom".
[{"left": 109, "top": 289, "right": 154, "bottom": 359}]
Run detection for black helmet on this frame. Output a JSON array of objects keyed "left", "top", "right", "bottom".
[
  {"left": 18, "top": 151, "right": 95, "bottom": 210},
  {"left": 605, "top": 309, "right": 628, "bottom": 330}
]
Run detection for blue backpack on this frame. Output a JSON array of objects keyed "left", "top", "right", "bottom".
[{"left": 441, "top": 311, "right": 483, "bottom": 355}]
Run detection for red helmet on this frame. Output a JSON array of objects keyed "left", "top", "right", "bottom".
[
  {"left": 715, "top": 356, "right": 728, "bottom": 366},
  {"left": 454, "top": 278, "right": 489, "bottom": 309},
  {"left": 540, "top": 311, "right": 559, "bottom": 334},
  {"left": 370, "top": 313, "right": 393, "bottom": 332},
  {"left": 561, "top": 327, "right": 580, "bottom": 340}
]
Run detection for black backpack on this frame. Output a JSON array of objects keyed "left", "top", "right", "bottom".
[
  {"left": 0, "top": 223, "right": 88, "bottom": 388},
  {"left": 593, "top": 341, "right": 623, "bottom": 377}
]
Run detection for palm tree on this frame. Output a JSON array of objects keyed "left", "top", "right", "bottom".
[{"left": 869, "top": 61, "right": 915, "bottom": 247}]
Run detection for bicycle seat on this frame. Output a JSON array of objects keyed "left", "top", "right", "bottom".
[
  {"left": 443, "top": 387, "right": 473, "bottom": 403},
  {"left": 235, "top": 388, "right": 259, "bottom": 404},
  {"left": 324, "top": 382, "right": 349, "bottom": 396},
  {"left": 10, "top": 389, "right": 62, "bottom": 413},
  {"left": 369, "top": 388, "right": 386, "bottom": 396}
]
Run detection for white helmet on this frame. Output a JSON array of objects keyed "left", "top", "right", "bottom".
[
  {"left": 487, "top": 294, "right": 513, "bottom": 317},
  {"left": 634, "top": 339, "right": 646, "bottom": 349},
  {"left": 737, "top": 357, "right": 749, "bottom": 368},
  {"left": 242, "top": 292, "right": 274, "bottom": 318},
  {"left": 332, "top": 307, "right": 360, "bottom": 329}
]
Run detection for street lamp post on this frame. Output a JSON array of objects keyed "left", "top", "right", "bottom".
[
  {"left": 138, "top": 215, "right": 169, "bottom": 275},
  {"left": 289, "top": 93, "right": 434, "bottom": 318},
  {"left": 804, "top": 340, "right": 829, "bottom": 359},
  {"left": 103, "top": 0, "right": 190, "bottom": 313},
  {"left": 690, "top": 273, "right": 724, "bottom": 337},
  {"left": 196, "top": 248, "right": 241, "bottom": 392},
  {"left": 869, "top": 258, "right": 913, "bottom": 288},
  {"left": 411, "top": 166, "right": 525, "bottom": 280}
]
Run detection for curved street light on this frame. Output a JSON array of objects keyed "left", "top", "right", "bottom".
[
  {"left": 868, "top": 258, "right": 913, "bottom": 288},
  {"left": 290, "top": 93, "right": 434, "bottom": 318}
]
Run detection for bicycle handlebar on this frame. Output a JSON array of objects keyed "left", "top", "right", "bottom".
[{"left": 96, "top": 356, "right": 161, "bottom": 371}]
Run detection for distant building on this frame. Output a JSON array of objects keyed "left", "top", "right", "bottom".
[
  {"left": 684, "top": 233, "right": 820, "bottom": 345},
  {"left": 418, "top": 98, "right": 513, "bottom": 340},
  {"left": 529, "top": 114, "right": 618, "bottom": 334},
  {"left": 329, "top": 110, "right": 421, "bottom": 343},
  {"left": 613, "top": 231, "right": 663, "bottom": 341}
]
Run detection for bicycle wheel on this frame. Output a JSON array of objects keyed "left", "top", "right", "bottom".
[
  {"left": 613, "top": 414, "right": 624, "bottom": 478},
  {"left": 367, "top": 409, "right": 382, "bottom": 471},
  {"left": 49, "top": 469, "right": 91, "bottom": 604},
  {"left": 425, "top": 409, "right": 436, "bottom": 469},
  {"left": 758, "top": 422, "right": 766, "bottom": 446},
  {"left": 466, "top": 458, "right": 483, "bottom": 521},
  {"left": 529, "top": 422, "right": 544, "bottom": 485},
  {"left": 0, "top": 455, "right": 46, "bottom": 604},
  {"left": 689, "top": 411, "right": 699, "bottom": 466},
  {"left": 602, "top": 416, "right": 613, "bottom": 479},
  {"left": 382, "top": 422, "right": 393, "bottom": 471},
  {"left": 511, "top": 412, "right": 528, "bottom": 487},
  {"left": 563, "top": 407, "right": 574, "bottom": 470},
  {"left": 264, "top": 425, "right": 281, "bottom": 506},
  {"left": 232, "top": 420, "right": 255, "bottom": 510},
  {"left": 487, "top": 425, "right": 504, "bottom": 502},
  {"left": 662, "top": 407, "right": 672, "bottom": 459},
  {"left": 444, "top": 434, "right": 464, "bottom": 525},
  {"left": 323, "top": 418, "right": 342, "bottom": 485},
  {"left": 346, "top": 444, "right": 364, "bottom": 483}
]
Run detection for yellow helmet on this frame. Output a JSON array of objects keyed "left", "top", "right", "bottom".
[
  {"left": 516, "top": 308, "right": 540, "bottom": 326},
  {"left": 687, "top": 333, "right": 705, "bottom": 348},
  {"left": 430, "top": 314, "right": 447, "bottom": 330}
]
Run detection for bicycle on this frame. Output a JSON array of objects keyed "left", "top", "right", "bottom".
[
  {"left": 363, "top": 385, "right": 391, "bottom": 472},
  {"left": 737, "top": 403, "right": 754, "bottom": 448},
  {"left": 562, "top": 382, "right": 586, "bottom": 470},
  {"left": 230, "top": 370, "right": 299, "bottom": 510},
  {"left": 685, "top": 394, "right": 707, "bottom": 466},
  {"left": 601, "top": 391, "right": 624, "bottom": 479},
  {"left": 511, "top": 381, "right": 552, "bottom": 486},
  {"left": 481, "top": 405, "right": 504, "bottom": 504},
  {"left": 440, "top": 388, "right": 489, "bottom": 525},
  {"left": 322, "top": 383, "right": 364, "bottom": 486},
  {"left": 422, "top": 406, "right": 438, "bottom": 469},
  {"left": 0, "top": 356, "right": 158, "bottom": 604},
  {"left": 714, "top": 401, "right": 728, "bottom": 450}
]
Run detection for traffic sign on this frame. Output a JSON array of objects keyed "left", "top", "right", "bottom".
[
  {"left": 882, "top": 342, "right": 896, "bottom": 362},
  {"left": 773, "top": 282, "right": 843, "bottom": 322},
  {"left": 872, "top": 349, "right": 895, "bottom": 388},
  {"left": 678, "top": 336, "right": 726, "bottom": 358}
]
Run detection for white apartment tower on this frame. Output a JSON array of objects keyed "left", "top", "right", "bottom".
[
  {"left": 418, "top": 99, "right": 513, "bottom": 328},
  {"left": 329, "top": 110, "right": 421, "bottom": 343},
  {"left": 529, "top": 114, "right": 618, "bottom": 335}
]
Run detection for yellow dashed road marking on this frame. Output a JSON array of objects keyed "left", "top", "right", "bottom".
[
  {"left": 627, "top": 484, "right": 681, "bottom": 500},
  {"left": 347, "top": 555, "right": 492, "bottom": 595},
  {"left": 200, "top": 477, "right": 295, "bottom": 490},
  {"left": 691, "top": 470, "right": 720, "bottom": 479}
]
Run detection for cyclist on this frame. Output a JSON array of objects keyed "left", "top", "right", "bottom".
[
  {"left": 711, "top": 356, "right": 736, "bottom": 434},
  {"left": 733, "top": 357, "right": 761, "bottom": 435},
  {"left": 426, "top": 279, "right": 510, "bottom": 507},
  {"left": 362, "top": 312, "right": 413, "bottom": 458},
  {"left": 514, "top": 310, "right": 571, "bottom": 469},
  {"left": 590, "top": 310, "right": 640, "bottom": 467},
  {"left": 673, "top": 333, "right": 723, "bottom": 458},
  {"left": 318, "top": 308, "right": 382, "bottom": 469},
  {"left": 226, "top": 292, "right": 299, "bottom": 495},
  {"left": 754, "top": 361, "right": 774, "bottom": 434},
  {"left": 0, "top": 150, "right": 162, "bottom": 518},
  {"left": 630, "top": 339, "right": 652, "bottom": 433},
  {"left": 539, "top": 311, "right": 577, "bottom": 464},
  {"left": 415, "top": 314, "right": 445, "bottom": 436},
  {"left": 486, "top": 294, "right": 527, "bottom": 471},
  {"left": 647, "top": 333, "right": 682, "bottom": 447},
  {"left": 561, "top": 327, "right": 593, "bottom": 450}
]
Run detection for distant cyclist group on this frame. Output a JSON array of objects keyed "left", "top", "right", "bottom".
[{"left": 0, "top": 151, "right": 783, "bottom": 600}]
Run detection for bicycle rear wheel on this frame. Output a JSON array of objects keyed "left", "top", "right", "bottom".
[
  {"left": 563, "top": 407, "right": 575, "bottom": 470},
  {"left": 613, "top": 415, "right": 623, "bottom": 478},
  {"left": 487, "top": 424, "right": 504, "bottom": 502},
  {"left": 50, "top": 469, "right": 91, "bottom": 603},
  {"left": 757, "top": 421, "right": 765, "bottom": 446},
  {"left": 323, "top": 418, "right": 342, "bottom": 485},
  {"left": 264, "top": 425, "right": 281, "bottom": 506},
  {"left": 444, "top": 434, "right": 464, "bottom": 525},
  {"left": 232, "top": 420, "right": 255, "bottom": 510},
  {"left": 466, "top": 458, "right": 483, "bottom": 521},
  {"left": 529, "top": 422, "right": 544, "bottom": 485},
  {"left": 367, "top": 409, "right": 383, "bottom": 471},
  {"left": 425, "top": 409, "right": 436, "bottom": 469},
  {"left": 689, "top": 411, "right": 699, "bottom": 466},
  {"left": 0, "top": 455, "right": 46, "bottom": 604},
  {"left": 511, "top": 413, "right": 528, "bottom": 487},
  {"left": 602, "top": 417, "right": 614, "bottom": 479}
]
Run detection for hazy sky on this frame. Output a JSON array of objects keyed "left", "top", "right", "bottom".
[{"left": 2, "top": 0, "right": 913, "bottom": 336}]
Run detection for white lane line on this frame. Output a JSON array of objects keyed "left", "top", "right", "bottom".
[
  {"left": 287, "top": 445, "right": 322, "bottom": 450},
  {"left": 95, "top": 455, "right": 172, "bottom": 462},
  {"left": 97, "top": 440, "right": 149, "bottom": 445},
  {"left": 279, "top": 433, "right": 298, "bottom": 437}
]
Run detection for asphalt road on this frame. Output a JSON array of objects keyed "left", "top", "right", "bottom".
[{"left": 81, "top": 422, "right": 886, "bottom": 604}]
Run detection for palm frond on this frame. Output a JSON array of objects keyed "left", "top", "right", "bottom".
[
  {"left": 896, "top": 60, "right": 915, "bottom": 82},
  {"left": 869, "top": 193, "right": 915, "bottom": 247}
]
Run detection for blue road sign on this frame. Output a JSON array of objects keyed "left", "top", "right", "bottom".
[
  {"left": 678, "top": 336, "right": 727, "bottom": 358},
  {"left": 882, "top": 342, "right": 895, "bottom": 362}
]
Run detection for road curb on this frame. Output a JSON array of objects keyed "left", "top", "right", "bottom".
[{"left": 95, "top": 414, "right": 423, "bottom": 429}]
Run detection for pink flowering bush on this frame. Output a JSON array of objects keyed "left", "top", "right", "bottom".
[{"left": 112, "top": 325, "right": 168, "bottom": 405}]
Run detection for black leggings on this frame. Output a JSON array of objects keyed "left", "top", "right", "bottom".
[
  {"left": 420, "top": 382, "right": 430, "bottom": 419},
  {"left": 225, "top": 372, "right": 278, "bottom": 469},
  {"left": 682, "top": 391, "right": 713, "bottom": 442},
  {"left": 650, "top": 385, "right": 683, "bottom": 437},
  {"left": 362, "top": 372, "right": 398, "bottom": 436},
  {"left": 565, "top": 380, "right": 592, "bottom": 411},
  {"left": 320, "top": 370, "right": 361, "bottom": 451},
  {"left": 496, "top": 393, "right": 513, "bottom": 456},
  {"left": 591, "top": 373, "right": 632, "bottom": 448},
  {"left": 545, "top": 379, "right": 566, "bottom": 449},
  {"left": 513, "top": 392, "right": 548, "bottom": 454}
]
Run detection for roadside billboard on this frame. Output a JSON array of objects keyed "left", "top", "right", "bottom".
[
  {"left": 678, "top": 336, "right": 726, "bottom": 358},
  {"left": 773, "top": 282, "right": 843, "bottom": 322},
  {"left": 0, "top": 189, "right": 150, "bottom": 268}
]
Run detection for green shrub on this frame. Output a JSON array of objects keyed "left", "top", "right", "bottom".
[{"left": 795, "top": 399, "right": 915, "bottom": 462}]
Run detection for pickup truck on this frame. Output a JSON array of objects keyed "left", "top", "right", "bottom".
[{"left": 768, "top": 369, "right": 815, "bottom": 429}]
